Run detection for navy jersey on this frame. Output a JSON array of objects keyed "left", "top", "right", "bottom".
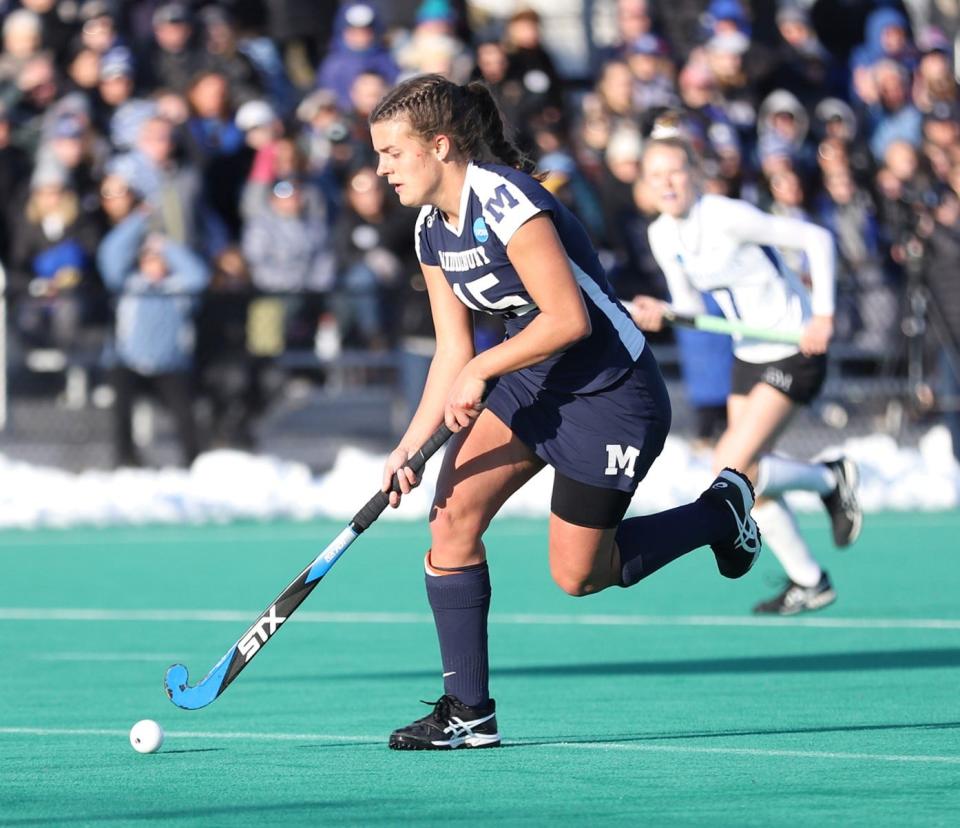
[{"left": 415, "top": 162, "right": 644, "bottom": 394}]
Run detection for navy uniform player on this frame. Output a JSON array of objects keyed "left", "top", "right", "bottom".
[
  {"left": 369, "top": 75, "right": 761, "bottom": 751},
  {"left": 630, "top": 125, "right": 862, "bottom": 616}
]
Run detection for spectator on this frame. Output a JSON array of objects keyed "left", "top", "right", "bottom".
[
  {"left": 36, "top": 111, "right": 108, "bottom": 215},
  {"left": 594, "top": 59, "right": 639, "bottom": 135},
  {"left": 266, "top": 0, "right": 339, "bottom": 90},
  {"left": 501, "top": 7, "right": 565, "bottom": 128},
  {"left": 626, "top": 34, "right": 678, "bottom": 113},
  {"left": 705, "top": 30, "right": 758, "bottom": 139},
  {"left": 143, "top": 2, "right": 205, "bottom": 94},
  {"left": 9, "top": 165, "right": 100, "bottom": 350},
  {"left": 652, "top": 0, "right": 712, "bottom": 63},
  {"left": 764, "top": 3, "right": 842, "bottom": 104},
  {"left": 296, "top": 88, "right": 348, "bottom": 176},
  {"left": 183, "top": 70, "right": 250, "bottom": 239},
  {"left": 242, "top": 176, "right": 335, "bottom": 350},
  {"left": 472, "top": 35, "right": 510, "bottom": 99},
  {"left": 920, "top": 102, "right": 959, "bottom": 179},
  {"left": 0, "top": 10, "right": 43, "bottom": 92},
  {"left": 235, "top": 97, "right": 283, "bottom": 161},
  {"left": 21, "top": 0, "right": 77, "bottom": 65},
  {"left": 867, "top": 59, "right": 923, "bottom": 162},
  {"left": 198, "top": 6, "right": 264, "bottom": 106},
  {"left": 332, "top": 165, "right": 416, "bottom": 349},
  {"left": 195, "top": 246, "right": 265, "bottom": 450},
  {"left": 98, "top": 214, "right": 209, "bottom": 467},
  {"left": 813, "top": 97, "right": 875, "bottom": 187},
  {"left": 851, "top": 5, "right": 918, "bottom": 105},
  {"left": 676, "top": 60, "right": 733, "bottom": 156},
  {"left": 594, "top": 0, "right": 656, "bottom": 67},
  {"left": 97, "top": 168, "right": 141, "bottom": 228},
  {"left": 533, "top": 122, "right": 605, "bottom": 242},
  {"left": 6, "top": 53, "right": 61, "bottom": 155},
  {"left": 757, "top": 88, "right": 815, "bottom": 179},
  {"left": 596, "top": 126, "right": 644, "bottom": 258},
  {"left": 913, "top": 39, "right": 957, "bottom": 113},
  {"left": 616, "top": 170, "right": 668, "bottom": 301},
  {"left": 241, "top": 127, "right": 320, "bottom": 221},
  {"left": 315, "top": 2, "right": 398, "bottom": 111},
  {"left": 112, "top": 115, "right": 220, "bottom": 253},
  {"left": 816, "top": 166, "right": 900, "bottom": 351},
  {"left": 93, "top": 47, "right": 148, "bottom": 151},
  {"left": 76, "top": 1, "right": 125, "bottom": 58},
  {"left": 919, "top": 188, "right": 960, "bottom": 465},
  {"left": 767, "top": 167, "right": 815, "bottom": 282},
  {"left": 875, "top": 139, "right": 938, "bottom": 269},
  {"left": 345, "top": 70, "right": 389, "bottom": 143},
  {"left": 65, "top": 45, "right": 102, "bottom": 104},
  {"left": 395, "top": 0, "right": 473, "bottom": 84}
]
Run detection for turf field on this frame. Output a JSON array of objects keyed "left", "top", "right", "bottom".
[{"left": 1, "top": 512, "right": 959, "bottom": 826}]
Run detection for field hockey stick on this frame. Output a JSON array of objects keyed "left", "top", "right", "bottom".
[
  {"left": 623, "top": 300, "right": 802, "bottom": 345},
  {"left": 664, "top": 308, "right": 802, "bottom": 344},
  {"left": 164, "top": 421, "right": 454, "bottom": 710}
]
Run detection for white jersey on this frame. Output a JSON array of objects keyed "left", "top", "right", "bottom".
[{"left": 647, "top": 194, "right": 835, "bottom": 363}]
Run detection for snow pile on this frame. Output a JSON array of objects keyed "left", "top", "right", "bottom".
[{"left": 0, "top": 428, "right": 957, "bottom": 529}]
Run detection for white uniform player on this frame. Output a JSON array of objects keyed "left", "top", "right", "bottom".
[{"left": 634, "top": 135, "right": 862, "bottom": 616}]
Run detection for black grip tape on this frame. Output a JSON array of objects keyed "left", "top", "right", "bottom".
[{"left": 350, "top": 423, "right": 454, "bottom": 532}]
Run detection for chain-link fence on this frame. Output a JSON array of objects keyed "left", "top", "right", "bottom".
[{"left": 1, "top": 272, "right": 955, "bottom": 473}]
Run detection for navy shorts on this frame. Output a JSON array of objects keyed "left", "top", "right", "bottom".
[{"left": 485, "top": 345, "right": 672, "bottom": 494}]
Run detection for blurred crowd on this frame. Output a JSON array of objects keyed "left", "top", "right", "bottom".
[{"left": 0, "top": 0, "right": 958, "bottom": 465}]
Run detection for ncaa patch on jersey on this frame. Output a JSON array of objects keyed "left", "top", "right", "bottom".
[{"left": 473, "top": 217, "right": 489, "bottom": 243}]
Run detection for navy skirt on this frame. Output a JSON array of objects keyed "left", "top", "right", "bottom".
[{"left": 485, "top": 345, "right": 672, "bottom": 493}]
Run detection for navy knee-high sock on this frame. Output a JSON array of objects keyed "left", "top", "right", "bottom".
[
  {"left": 617, "top": 498, "right": 732, "bottom": 586},
  {"left": 425, "top": 557, "right": 491, "bottom": 707}
]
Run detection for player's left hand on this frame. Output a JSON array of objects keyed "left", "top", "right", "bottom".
[
  {"left": 445, "top": 372, "right": 486, "bottom": 431},
  {"left": 800, "top": 315, "right": 833, "bottom": 356}
]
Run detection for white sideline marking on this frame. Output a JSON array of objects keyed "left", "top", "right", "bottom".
[
  {"left": 31, "top": 652, "right": 184, "bottom": 662},
  {"left": 0, "top": 727, "right": 379, "bottom": 743},
  {"left": 0, "top": 727, "right": 957, "bottom": 764},
  {"left": 536, "top": 742, "right": 960, "bottom": 765},
  {"left": 2, "top": 608, "right": 960, "bottom": 630}
]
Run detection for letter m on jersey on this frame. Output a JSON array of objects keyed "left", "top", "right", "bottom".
[
  {"left": 484, "top": 184, "right": 520, "bottom": 222},
  {"left": 605, "top": 444, "right": 640, "bottom": 478}
]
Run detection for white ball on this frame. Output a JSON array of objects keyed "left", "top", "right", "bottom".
[{"left": 129, "top": 719, "right": 164, "bottom": 754}]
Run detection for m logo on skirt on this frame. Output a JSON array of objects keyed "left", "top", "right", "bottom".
[{"left": 605, "top": 444, "right": 640, "bottom": 478}]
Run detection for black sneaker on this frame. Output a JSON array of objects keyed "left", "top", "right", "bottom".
[
  {"left": 821, "top": 457, "right": 862, "bottom": 547},
  {"left": 753, "top": 571, "right": 837, "bottom": 615},
  {"left": 388, "top": 695, "right": 501, "bottom": 751},
  {"left": 700, "top": 468, "right": 762, "bottom": 579}
]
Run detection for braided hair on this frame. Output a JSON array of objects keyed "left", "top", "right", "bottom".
[{"left": 370, "top": 74, "right": 535, "bottom": 174}]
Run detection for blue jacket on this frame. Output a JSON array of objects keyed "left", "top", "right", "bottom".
[
  {"left": 98, "top": 213, "right": 209, "bottom": 375},
  {"left": 315, "top": 3, "right": 398, "bottom": 110},
  {"left": 850, "top": 7, "right": 917, "bottom": 71}
]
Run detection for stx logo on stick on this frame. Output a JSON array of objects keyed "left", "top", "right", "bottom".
[{"left": 238, "top": 604, "right": 287, "bottom": 661}]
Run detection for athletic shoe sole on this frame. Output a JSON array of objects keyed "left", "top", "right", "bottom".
[{"left": 389, "top": 733, "right": 502, "bottom": 750}]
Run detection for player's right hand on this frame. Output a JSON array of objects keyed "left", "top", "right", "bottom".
[
  {"left": 629, "top": 295, "right": 667, "bottom": 331},
  {"left": 382, "top": 447, "right": 419, "bottom": 508}
]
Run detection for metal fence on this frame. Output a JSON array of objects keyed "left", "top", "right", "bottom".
[{"left": 0, "top": 278, "right": 955, "bottom": 473}]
